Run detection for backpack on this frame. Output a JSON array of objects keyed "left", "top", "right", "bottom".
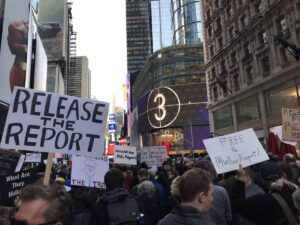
[{"left": 107, "top": 195, "right": 140, "bottom": 225}]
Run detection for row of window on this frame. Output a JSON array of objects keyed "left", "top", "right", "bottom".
[{"left": 214, "top": 79, "right": 300, "bottom": 129}]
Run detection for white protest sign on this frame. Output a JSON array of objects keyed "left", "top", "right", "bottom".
[
  {"left": 71, "top": 155, "right": 109, "bottom": 188},
  {"left": 114, "top": 146, "right": 137, "bottom": 165},
  {"left": 0, "top": 87, "right": 109, "bottom": 157},
  {"left": 203, "top": 128, "right": 269, "bottom": 174},
  {"left": 282, "top": 108, "right": 300, "bottom": 142},
  {"left": 141, "top": 146, "right": 168, "bottom": 166},
  {"left": 25, "top": 153, "right": 42, "bottom": 163}
]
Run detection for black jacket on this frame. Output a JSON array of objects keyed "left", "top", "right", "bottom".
[
  {"left": 157, "top": 204, "right": 216, "bottom": 225},
  {"left": 230, "top": 179, "right": 298, "bottom": 225}
]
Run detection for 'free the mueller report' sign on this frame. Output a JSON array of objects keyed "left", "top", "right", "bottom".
[
  {"left": 114, "top": 145, "right": 137, "bottom": 165},
  {"left": 282, "top": 108, "right": 300, "bottom": 142},
  {"left": 0, "top": 87, "right": 109, "bottom": 157},
  {"left": 203, "top": 128, "right": 269, "bottom": 174}
]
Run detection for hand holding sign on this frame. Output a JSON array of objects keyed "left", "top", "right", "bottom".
[{"left": 203, "top": 128, "right": 269, "bottom": 174}]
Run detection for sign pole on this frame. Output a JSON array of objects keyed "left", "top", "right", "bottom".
[{"left": 43, "top": 153, "right": 53, "bottom": 186}]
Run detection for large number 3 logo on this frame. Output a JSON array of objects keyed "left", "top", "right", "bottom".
[{"left": 154, "top": 93, "right": 166, "bottom": 121}]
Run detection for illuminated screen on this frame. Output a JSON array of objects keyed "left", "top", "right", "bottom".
[{"left": 138, "top": 83, "right": 208, "bottom": 133}]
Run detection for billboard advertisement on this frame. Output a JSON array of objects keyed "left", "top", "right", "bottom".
[
  {"left": 138, "top": 83, "right": 208, "bottom": 133},
  {"left": 37, "top": 0, "right": 67, "bottom": 59},
  {"left": 0, "top": 0, "right": 31, "bottom": 103}
]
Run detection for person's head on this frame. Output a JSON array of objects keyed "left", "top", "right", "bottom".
[
  {"left": 104, "top": 168, "right": 123, "bottom": 191},
  {"left": 137, "top": 180, "right": 156, "bottom": 199},
  {"left": 179, "top": 168, "right": 214, "bottom": 213},
  {"left": 259, "top": 161, "right": 283, "bottom": 188},
  {"left": 197, "top": 160, "right": 216, "bottom": 177},
  {"left": 137, "top": 168, "right": 149, "bottom": 182},
  {"left": 162, "top": 160, "right": 172, "bottom": 172},
  {"left": 293, "top": 188, "right": 300, "bottom": 213},
  {"left": 283, "top": 153, "right": 296, "bottom": 165},
  {"left": 12, "top": 184, "right": 72, "bottom": 225},
  {"left": 170, "top": 175, "right": 181, "bottom": 197}
]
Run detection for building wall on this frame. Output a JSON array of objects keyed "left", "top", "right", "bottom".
[{"left": 202, "top": 0, "right": 300, "bottom": 138}]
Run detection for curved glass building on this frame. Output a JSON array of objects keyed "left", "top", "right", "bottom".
[{"left": 171, "top": 0, "right": 203, "bottom": 45}]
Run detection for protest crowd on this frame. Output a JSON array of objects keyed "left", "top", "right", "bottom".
[{"left": 1, "top": 151, "right": 300, "bottom": 225}]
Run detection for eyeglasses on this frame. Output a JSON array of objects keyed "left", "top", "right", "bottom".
[{"left": 10, "top": 218, "right": 58, "bottom": 225}]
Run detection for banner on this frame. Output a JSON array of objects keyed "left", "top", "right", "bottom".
[
  {"left": 0, "top": 0, "right": 30, "bottom": 103},
  {"left": 0, "top": 170, "right": 36, "bottom": 206},
  {"left": 203, "top": 128, "right": 269, "bottom": 174},
  {"left": 71, "top": 155, "right": 109, "bottom": 188},
  {"left": 141, "top": 146, "right": 168, "bottom": 166},
  {"left": 282, "top": 108, "right": 300, "bottom": 142},
  {"left": 0, "top": 148, "right": 21, "bottom": 176},
  {"left": 0, "top": 87, "right": 109, "bottom": 157},
  {"left": 114, "top": 146, "right": 137, "bottom": 165}
]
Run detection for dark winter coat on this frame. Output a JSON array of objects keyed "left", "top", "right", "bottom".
[
  {"left": 157, "top": 204, "right": 216, "bottom": 225},
  {"left": 230, "top": 179, "right": 298, "bottom": 225}
]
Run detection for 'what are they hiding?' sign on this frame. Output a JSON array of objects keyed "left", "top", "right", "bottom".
[
  {"left": 203, "top": 128, "right": 269, "bottom": 174},
  {"left": 0, "top": 87, "right": 109, "bottom": 157}
]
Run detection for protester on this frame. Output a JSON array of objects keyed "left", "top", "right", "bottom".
[
  {"left": 231, "top": 162, "right": 299, "bottom": 225},
  {"left": 91, "top": 168, "right": 140, "bottom": 225},
  {"left": 293, "top": 188, "right": 300, "bottom": 216},
  {"left": 11, "top": 184, "right": 73, "bottom": 225},
  {"left": 158, "top": 168, "right": 216, "bottom": 225},
  {"left": 198, "top": 159, "right": 232, "bottom": 225}
]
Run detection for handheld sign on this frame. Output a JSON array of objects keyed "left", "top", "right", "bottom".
[
  {"left": 0, "top": 87, "right": 109, "bottom": 157},
  {"left": 71, "top": 155, "right": 109, "bottom": 188},
  {"left": 114, "top": 146, "right": 137, "bottom": 165},
  {"left": 203, "top": 128, "right": 269, "bottom": 174},
  {"left": 25, "top": 153, "right": 42, "bottom": 163},
  {"left": 0, "top": 149, "right": 21, "bottom": 176},
  {"left": 141, "top": 146, "right": 168, "bottom": 166},
  {"left": 282, "top": 108, "right": 300, "bottom": 142}
]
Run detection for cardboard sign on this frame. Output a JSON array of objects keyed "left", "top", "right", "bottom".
[
  {"left": 114, "top": 146, "right": 137, "bottom": 165},
  {"left": 0, "top": 149, "right": 21, "bottom": 176},
  {"left": 282, "top": 108, "right": 300, "bottom": 142},
  {"left": 25, "top": 153, "right": 42, "bottom": 163},
  {"left": 141, "top": 146, "right": 168, "bottom": 166},
  {"left": 0, "top": 87, "right": 109, "bottom": 157},
  {"left": 71, "top": 155, "right": 109, "bottom": 188},
  {"left": 203, "top": 128, "right": 269, "bottom": 174},
  {"left": 0, "top": 170, "right": 36, "bottom": 206}
]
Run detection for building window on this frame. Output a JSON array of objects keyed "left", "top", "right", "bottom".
[
  {"left": 277, "top": 15, "right": 289, "bottom": 36},
  {"left": 231, "top": 51, "right": 237, "bottom": 65},
  {"left": 233, "top": 74, "right": 240, "bottom": 91},
  {"left": 208, "top": 27, "right": 212, "bottom": 37},
  {"left": 206, "top": 9, "right": 211, "bottom": 21},
  {"left": 280, "top": 47, "right": 293, "bottom": 65},
  {"left": 214, "top": 106, "right": 233, "bottom": 129},
  {"left": 210, "top": 45, "right": 215, "bottom": 58},
  {"left": 237, "top": 95, "right": 260, "bottom": 123},
  {"left": 228, "top": 27, "right": 234, "bottom": 40},
  {"left": 258, "top": 30, "right": 267, "bottom": 46},
  {"left": 213, "top": 86, "right": 218, "bottom": 101},
  {"left": 261, "top": 56, "right": 271, "bottom": 74},
  {"left": 214, "top": 0, "right": 219, "bottom": 9},
  {"left": 266, "top": 80, "right": 299, "bottom": 115},
  {"left": 240, "top": 15, "right": 247, "bottom": 30},
  {"left": 243, "top": 42, "right": 250, "bottom": 57},
  {"left": 211, "top": 67, "right": 216, "bottom": 79},
  {"left": 246, "top": 67, "right": 253, "bottom": 84},
  {"left": 216, "top": 17, "right": 222, "bottom": 31},
  {"left": 220, "top": 60, "right": 226, "bottom": 74},
  {"left": 218, "top": 36, "right": 223, "bottom": 49}
]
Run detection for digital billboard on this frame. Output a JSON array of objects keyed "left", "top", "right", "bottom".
[
  {"left": 138, "top": 83, "right": 208, "bottom": 133},
  {"left": 0, "top": 0, "right": 30, "bottom": 103},
  {"left": 37, "top": 0, "right": 67, "bottom": 59}
]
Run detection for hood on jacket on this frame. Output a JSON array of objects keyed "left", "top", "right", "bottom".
[{"left": 101, "top": 187, "right": 130, "bottom": 204}]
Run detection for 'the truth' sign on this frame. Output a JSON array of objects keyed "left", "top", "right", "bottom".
[{"left": 0, "top": 87, "right": 109, "bottom": 157}]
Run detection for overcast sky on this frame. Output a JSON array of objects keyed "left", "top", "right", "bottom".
[{"left": 72, "top": 0, "right": 127, "bottom": 109}]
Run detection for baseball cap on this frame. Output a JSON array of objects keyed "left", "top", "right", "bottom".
[{"left": 260, "top": 162, "right": 283, "bottom": 181}]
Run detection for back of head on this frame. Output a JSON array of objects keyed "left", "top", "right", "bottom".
[
  {"left": 104, "top": 168, "right": 123, "bottom": 191},
  {"left": 283, "top": 153, "right": 296, "bottom": 164},
  {"left": 137, "top": 168, "right": 149, "bottom": 182},
  {"left": 19, "top": 184, "right": 72, "bottom": 225},
  {"left": 137, "top": 180, "right": 156, "bottom": 199},
  {"left": 260, "top": 161, "right": 283, "bottom": 182},
  {"left": 179, "top": 168, "right": 212, "bottom": 202},
  {"left": 198, "top": 159, "right": 216, "bottom": 177}
]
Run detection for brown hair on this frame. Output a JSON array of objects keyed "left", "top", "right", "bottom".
[
  {"left": 19, "top": 184, "right": 73, "bottom": 225},
  {"left": 179, "top": 168, "right": 212, "bottom": 202}
]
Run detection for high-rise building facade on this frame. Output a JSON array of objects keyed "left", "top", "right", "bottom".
[
  {"left": 126, "top": 0, "right": 152, "bottom": 74},
  {"left": 201, "top": 0, "right": 300, "bottom": 141},
  {"left": 171, "top": 0, "right": 203, "bottom": 45},
  {"left": 66, "top": 56, "right": 91, "bottom": 98}
]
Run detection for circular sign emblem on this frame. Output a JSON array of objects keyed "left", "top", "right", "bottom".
[{"left": 147, "top": 87, "right": 181, "bottom": 128}]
